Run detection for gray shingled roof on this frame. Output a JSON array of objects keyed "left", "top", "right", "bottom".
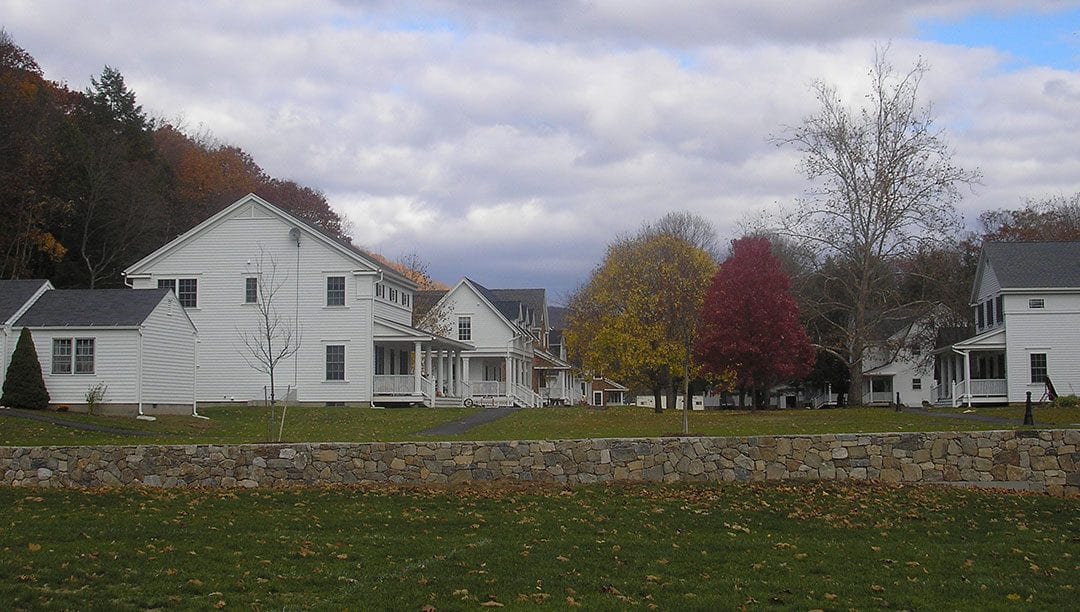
[
  {"left": 548, "top": 305, "right": 568, "bottom": 331},
  {"left": 983, "top": 241, "right": 1080, "bottom": 288},
  {"left": 16, "top": 289, "right": 171, "bottom": 327},
  {"left": 0, "top": 279, "right": 49, "bottom": 323}
]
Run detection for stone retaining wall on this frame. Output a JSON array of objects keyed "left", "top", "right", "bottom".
[{"left": 3, "top": 430, "right": 1078, "bottom": 496}]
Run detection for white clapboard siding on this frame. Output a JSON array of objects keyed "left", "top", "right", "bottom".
[
  {"left": 1002, "top": 292, "right": 1080, "bottom": 402},
  {"left": 30, "top": 328, "right": 141, "bottom": 405},
  {"left": 129, "top": 199, "right": 377, "bottom": 404},
  {"left": 139, "top": 293, "right": 197, "bottom": 405}
]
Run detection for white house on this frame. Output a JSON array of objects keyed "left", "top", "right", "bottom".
[
  {"left": 122, "top": 194, "right": 470, "bottom": 407},
  {"left": 2, "top": 285, "right": 198, "bottom": 415},
  {"left": 861, "top": 314, "right": 939, "bottom": 407},
  {"left": 934, "top": 241, "right": 1080, "bottom": 406},
  {"left": 421, "top": 279, "right": 555, "bottom": 407},
  {"left": 545, "top": 306, "right": 585, "bottom": 405}
]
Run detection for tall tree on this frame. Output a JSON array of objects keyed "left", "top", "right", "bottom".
[
  {"left": 57, "top": 65, "right": 169, "bottom": 288},
  {"left": 697, "top": 237, "right": 815, "bottom": 407},
  {"left": 978, "top": 193, "right": 1080, "bottom": 242},
  {"left": 773, "top": 49, "right": 979, "bottom": 399},
  {"left": 565, "top": 232, "right": 715, "bottom": 421}
]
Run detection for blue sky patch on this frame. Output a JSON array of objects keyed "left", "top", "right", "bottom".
[{"left": 917, "top": 8, "right": 1079, "bottom": 70}]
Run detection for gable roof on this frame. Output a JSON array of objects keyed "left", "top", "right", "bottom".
[
  {"left": 0, "top": 279, "right": 51, "bottom": 324},
  {"left": 489, "top": 288, "right": 546, "bottom": 322},
  {"left": 123, "top": 193, "right": 414, "bottom": 288},
  {"left": 979, "top": 241, "right": 1080, "bottom": 293},
  {"left": 16, "top": 288, "right": 176, "bottom": 328}
]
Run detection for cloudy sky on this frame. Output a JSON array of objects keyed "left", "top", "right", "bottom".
[{"left": 5, "top": 1, "right": 1080, "bottom": 300}]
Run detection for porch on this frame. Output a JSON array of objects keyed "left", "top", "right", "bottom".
[
  {"left": 373, "top": 318, "right": 473, "bottom": 407},
  {"left": 534, "top": 348, "right": 575, "bottom": 405},
  {"left": 933, "top": 328, "right": 1008, "bottom": 407},
  {"left": 466, "top": 354, "right": 542, "bottom": 408}
]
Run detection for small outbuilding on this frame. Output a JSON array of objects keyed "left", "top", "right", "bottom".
[{"left": 11, "top": 288, "right": 198, "bottom": 415}]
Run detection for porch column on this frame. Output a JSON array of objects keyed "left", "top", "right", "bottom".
[
  {"left": 413, "top": 341, "right": 422, "bottom": 395},
  {"left": 505, "top": 354, "right": 513, "bottom": 395},
  {"left": 425, "top": 349, "right": 433, "bottom": 380},
  {"left": 962, "top": 350, "right": 972, "bottom": 407},
  {"left": 436, "top": 350, "right": 444, "bottom": 394},
  {"left": 449, "top": 351, "right": 458, "bottom": 396},
  {"left": 462, "top": 356, "right": 470, "bottom": 395}
]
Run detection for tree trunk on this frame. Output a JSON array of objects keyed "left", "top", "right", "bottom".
[
  {"left": 666, "top": 382, "right": 677, "bottom": 416},
  {"left": 652, "top": 386, "right": 663, "bottom": 414}
]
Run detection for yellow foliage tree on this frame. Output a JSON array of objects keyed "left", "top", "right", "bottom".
[{"left": 566, "top": 233, "right": 716, "bottom": 431}]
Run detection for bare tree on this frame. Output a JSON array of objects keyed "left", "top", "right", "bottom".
[
  {"left": 772, "top": 48, "right": 980, "bottom": 401},
  {"left": 236, "top": 250, "right": 301, "bottom": 412},
  {"left": 641, "top": 210, "right": 721, "bottom": 261}
]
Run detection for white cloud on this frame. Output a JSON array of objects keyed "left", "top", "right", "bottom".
[{"left": 3, "top": 0, "right": 1079, "bottom": 298}]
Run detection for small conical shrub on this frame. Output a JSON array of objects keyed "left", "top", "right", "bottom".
[{"left": 1, "top": 328, "right": 50, "bottom": 410}]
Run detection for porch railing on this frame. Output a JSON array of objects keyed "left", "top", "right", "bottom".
[
  {"left": 512, "top": 382, "right": 542, "bottom": 407},
  {"left": 540, "top": 385, "right": 568, "bottom": 400},
  {"left": 374, "top": 375, "right": 421, "bottom": 395},
  {"left": 969, "top": 378, "right": 1007, "bottom": 398},
  {"left": 811, "top": 392, "right": 836, "bottom": 409},
  {"left": 865, "top": 391, "right": 894, "bottom": 404},
  {"left": 470, "top": 380, "right": 505, "bottom": 396}
]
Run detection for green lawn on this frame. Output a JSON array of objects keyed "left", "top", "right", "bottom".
[
  {"left": 1, "top": 482, "right": 1075, "bottom": 609},
  {"left": 443, "top": 405, "right": 1057, "bottom": 441},
  {"left": 0, "top": 405, "right": 477, "bottom": 447},
  {"left": 1, "top": 404, "right": 1075, "bottom": 448},
  {"left": 939, "top": 405, "right": 1080, "bottom": 428}
]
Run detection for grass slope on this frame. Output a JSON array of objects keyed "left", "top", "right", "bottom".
[
  {"left": 1, "top": 405, "right": 1076, "bottom": 448},
  {"left": 1, "top": 482, "right": 1075, "bottom": 609}
]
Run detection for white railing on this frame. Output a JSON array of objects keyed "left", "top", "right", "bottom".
[
  {"left": 374, "top": 375, "right": 419, "bottom": 395},
  {"left": 865, "top": 391, "right": 894, "bottom": 404},
  {"left": 811, "top": 392, "right": 836, "bottom": 409},
  {"left": 513, "top": 382, "right": 542, "bottom": 407},
  {"left": 459, "top": 380, "right": 471, "bottom": 399},
  {"left": 969, "top": 378, "right": 1007, "bottom": 398},
  {"left": 423, "top": 376, "right": 435, "bottom": 400},
  {"left": 470, "top": 380, "right": 505, "bottom": 396},
  {"left": 541, "top": 385, "right": 568, "bottom": 400}
]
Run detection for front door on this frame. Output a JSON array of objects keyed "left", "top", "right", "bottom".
[{"left": 593, "top": 391, "right": 603, "bottom": 406}]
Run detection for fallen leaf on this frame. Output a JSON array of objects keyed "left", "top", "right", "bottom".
[{"left": 27, "top": 543, "right": 41, "bottom": 553}]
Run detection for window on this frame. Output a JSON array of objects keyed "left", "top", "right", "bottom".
[
  {"left": 177, "top": 278, "right": 197, "bottom": 308},
  {"left": 326, "top": 276, "right": 345, "bottom": 306},
  {"left": 389, "top": 287, "right": 398, "bottom": 303},
  {"left": 1030, "top": 353, "right": 1047, "bottom": 383},
  {"left": 75, "top": 339, "right": 95, "bottom": 374},
  {"left": 402, "top": 293, "right": 410, "bottom": 307},
  {"left": 326, "top": 345, "right": 345, "bottom": 380},
  {"left": 51, "top": 339, "right": 72, "bottom": 374},
  {"left": 985, "top": 299, "right": 994, "bottom": 326},
  {"left": 996, "top": 295, "right": 1004, "bottom": 323},
  {"left": 399, "top": 350, "right": 410, "bottom": 374},
  {"left": 912, "top": 378, "right": 922, "bottom": 390},
  {"left": 976, "top": 303, "right": 985, "bottom": 328},
  {"left": 1029, "top": 298, "right": 1045, "bottom": 309},
  {"left": 157, "top": 279, "right": 176, "bottom": 294},
  {"left": 244, "top": 277, "right": 258, "bottom": 304},
  {"left": 51, "top": 338, "right": 93, "bottom": 374},
  {"left": 375, "top": 283, "right": 385, "bottom": 299},
  {"left": 458, "top": 316, "right": 472, "bottom": 341}
]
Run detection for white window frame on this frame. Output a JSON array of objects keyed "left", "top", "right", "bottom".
[
  {"left": 244, "top": 276, "right": 258, "bottom": 304},
  {"left": 326, "top": 276, "right": 346, "bottom": 307},
  {"left": 458, "top": 316, "right": 472, "bottom": 341},
  {"left": 1030, "top": 352, "right": 1048, "bottom": 384},
  {"left": 325, "top": 344, "right": 346, "bottom": 381},
  {"left": 1028, "top": 298, "right": 1045, "bottom": 309},
  {"left": 51, "top": 337, "right": 94, "bottom": 375}
]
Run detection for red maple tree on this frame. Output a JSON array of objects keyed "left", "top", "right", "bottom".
[{"left": 695, "top": 236, "right": 815, "bottom": 407}]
